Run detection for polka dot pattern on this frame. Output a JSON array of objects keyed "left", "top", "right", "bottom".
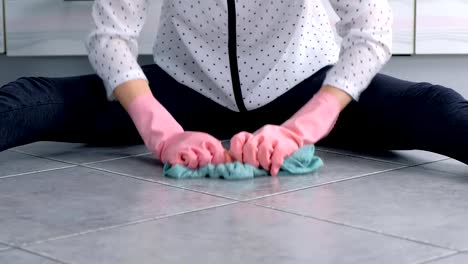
[
  {"left": 87, "top": 0, "right": 393, "bottom": 109},
  {"left": 323, "top": 0, "right": 393, "bottom": 100},
  {"left": 87, "top": 0, "right": 150, "bottom": 100}
]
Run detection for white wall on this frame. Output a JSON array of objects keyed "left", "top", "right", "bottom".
[{"left": 416, "top": 0, "right": 468, "bottom": 54}]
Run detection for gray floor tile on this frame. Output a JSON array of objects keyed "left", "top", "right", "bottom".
[
  {"left": 0, "top": 151, "right": 71, "bottom": 178},
  {"left": 0, "top": 166, "right": 231, "bottom": 245},
  {"left": 0, "top": 243, "right": 10, "bottom": 251},
  {"left": 317, "top": 146, "right": 448, "bottom": 165},
  {"left": 24, "top": 204, "right": 450, "bottom": 264},
  {"left": 426, "top": 253, "right": 468, "bottom": 264},
  {"left": 11, "top": 142, "right": 149, "bottom": 164},
  {"left": 422, "top": 159, "right": 468, "bottom": 176},
  {"left": 255, "top": 166, "right": 468, "bottom": 250},
  {"left": 0, "top": 249, "right": 60, "bottom": 264},
  {"left": 87, "top": 150, "right": 402, "bottom": 200}
]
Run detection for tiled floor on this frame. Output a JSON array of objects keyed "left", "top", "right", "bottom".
[{"left": 1, "top": 141, "right": 468, "bottom": 264}]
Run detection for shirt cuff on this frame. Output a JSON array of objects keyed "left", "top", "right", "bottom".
[
  {"left": 322, "top": 72, "right": 362, "bottom": 100},
  {"left": 322, "top": 69, "right": 365, "bottom": 101},
  {"left": 103, "top": 69, "right": 148, "bottom": 101}
]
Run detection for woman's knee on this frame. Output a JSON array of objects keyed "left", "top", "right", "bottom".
[
  {"left": 0, "top": 78, "right": 27, "bottom": 111},
  {"left": 398, "top": 82, "right": 468, "bottom": 147},
  {"left": 0, "top": 77, "right": 58, "bottom": 109},
  {"left": 402, "top": 82, "right": 467, "bottom": 115}
]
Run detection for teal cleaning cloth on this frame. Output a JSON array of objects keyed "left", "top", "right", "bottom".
[{"left": 163, "top": 145, "right": 323, "bottom": 180}]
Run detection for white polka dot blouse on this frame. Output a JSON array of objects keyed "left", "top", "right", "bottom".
[{"left": 86, "top": 0, "right": 393, "bottom": 112}]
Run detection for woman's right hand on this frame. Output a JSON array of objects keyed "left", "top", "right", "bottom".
[
  {"left": 159, "top": 131, "right": 227, "bottom": 169},
  {"left": 117, "top": 81, "right": 226, "bottom": 169}
]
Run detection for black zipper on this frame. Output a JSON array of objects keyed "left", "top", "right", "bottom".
[{"left": 227, "top": 0, "right": 247, "bottom": 112}]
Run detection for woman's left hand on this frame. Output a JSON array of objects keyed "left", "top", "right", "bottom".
[
  {"left": 230, "top": 125, "right": 303, "bottom": 176},
  {"left": 230, "top": 87, "right": 346, "bottom": 176}
]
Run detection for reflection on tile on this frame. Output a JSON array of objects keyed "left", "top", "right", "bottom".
[
  {"left": 0, "top": 249, "right": 59, "bottom": 264},
  {"left": 256, "top": 166, "right": 468, "bottom": 250},
  {"left": 25, "top": 204, "right": 450, "bottom": 264},
  {"left": 87, "top": 150, "right": 401, "bottom": 200},
  {"left": 422, "top": 159, "right": 468, "bottom": 176},
  {"left": 0, "top": 151, "right": 71, "bottom": 178},
  {"left": 427, "top": 253, "right": 468, "bottom": 264},
  {"left": 317, "top": 146, "right": 447, "bottom": 165},
  {"left": 0, "top": 166, "right": 231, "bottom": 244},
  {"left": 11, "top": 142, "right": 149, "bottom": 164}
]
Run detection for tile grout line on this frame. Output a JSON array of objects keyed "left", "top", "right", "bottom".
[
  {"left": 10, "top": 148, "right": 151, "bottom": 166},
  {"left": 82, "top": 157, "right": 424, "bottom": 203},
  {"left": 317, "top": 148, "right": 450, "bottom": 166},
  {"left": 80, "top": 164, "right": 244, "bottom": 202},
  {"left": 80, "top": 150, "right": 456, "bottom": 202},
  {"left": 241, "top": 165, "right": 411, "bottom": 202},
  {"left": 84, "top": 154, "right": 450, "bottom": 204},
  {"left": 10, "top": 146, "right": 451, "bottom": 168},
  {"left": 81, "top": 152, "right": 152, "bottom": 165},
  {"left": 83, "top": 148, "right": 453, "bottom": 204},
  {"left": 253, "top": 203, "right": 461, "bottom": 252},
  {"left": 242, "top": 157, "right": 456, "bottom": 203},
  {"left": 5, "top": 148, "right": 460, "bottom": 254},
  {"left": 414, "top": 252, "right": 461, "bottom": 264},
  {"left": 317, "top": 148, "right": 414, "bottom": 165},
  {"left": 0, "top": 242, "right": 11, "bottom": 252},
  {"left": 19, "top": 202, "right": 238, "bottom": 248},
  {"left": 0, "top": 165, "right": 77, "bottom": 180},
  {"left": 9, "top": 149, "right": 82, "bottom": 166},
  {"left": 15, "top": 164, "right": 454, "bottom": 251},
  {"left": 3, "top": 244, "right": 71, "bottom": 264},
  {"left": 84, "top": 162, "right": 408, "bottom": 203},
  {"left": 5, "top": 202, "right": 459, "bottom": 264},
  {"left": 5, "top": 145, "right": 463, "bottom": 257}
]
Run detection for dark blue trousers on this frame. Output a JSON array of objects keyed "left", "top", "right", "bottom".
[{"left": 2, "top": 63, "right": 468, "bottom": 164}]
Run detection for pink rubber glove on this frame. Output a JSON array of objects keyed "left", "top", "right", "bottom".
[
  {"left": 127, "top": 93, "right": 226, "bottom": 168},
  {"left": 230, "top": 90, "right": 342, "bottom": 176}
]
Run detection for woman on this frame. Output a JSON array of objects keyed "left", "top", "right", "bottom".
[{"left": 1, "top": 0, "right": 467, "bottom": 176}]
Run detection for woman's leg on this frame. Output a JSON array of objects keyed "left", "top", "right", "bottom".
[
  {"left": 322, "top": 73, "right": 468, "bottom": 164},
  {"left": 253, "top": 64, "right": 468, "bottom": 164},
  {"left": 0, "top": 64, "right": 236, "bottom": 152},
  {"left": 0, "top": 72, "right": 141, "bottom": 151}
]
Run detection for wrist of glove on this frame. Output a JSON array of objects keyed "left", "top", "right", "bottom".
[
  {"left": 281, "top": 89, "right": 341, "bottom": 144},
  {"left": 127, "top": 92, "right": 184, "bottom": 159}
]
